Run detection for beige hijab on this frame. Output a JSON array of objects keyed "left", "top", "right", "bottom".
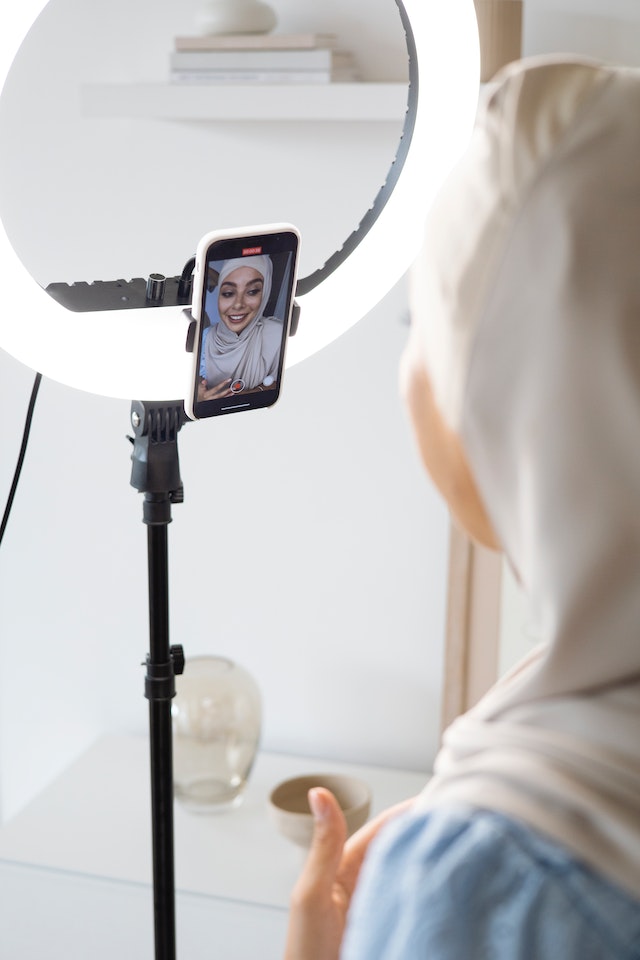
[{"left": 413, "top": 56, "right": 640, "bottom": 900}]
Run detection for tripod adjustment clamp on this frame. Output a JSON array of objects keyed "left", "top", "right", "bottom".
[{"left": 144, "top": 644, "right": 185, "bottom": 702}]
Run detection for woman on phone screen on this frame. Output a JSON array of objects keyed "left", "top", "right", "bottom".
[{"left": 198, "top": 254, "right": 282, "bottom": 400}]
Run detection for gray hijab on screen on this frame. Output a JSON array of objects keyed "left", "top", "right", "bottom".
[
  {"left": 203, "top": 254, "right": 282, "bottom": 390},
  {"left": 412, "top": 56, "right": 640, "bottom": 900}
]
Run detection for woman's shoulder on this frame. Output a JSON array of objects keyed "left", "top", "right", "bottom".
[
  {"left": 343, "top": 806, "right": 635, "bottom": 959},
  {"left": 262, "top": 315, "right": 283, "bottom": 329},
  {"left": 261, "top": 315, "right": 284, "bottom": 344}
]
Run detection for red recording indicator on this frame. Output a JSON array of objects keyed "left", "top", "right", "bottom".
[{"left": 242, "top": 246, "right": 263, "bottom": 255}]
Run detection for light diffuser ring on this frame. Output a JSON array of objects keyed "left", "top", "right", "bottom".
[{"left": 0, "top": 0, "right": 479, "bottom": 399}]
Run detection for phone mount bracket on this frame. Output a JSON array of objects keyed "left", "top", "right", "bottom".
[{"left": 46, "top": 280, "right": 302, "bottom": 345}]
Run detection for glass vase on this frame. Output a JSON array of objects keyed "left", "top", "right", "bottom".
[{"left": 172, "top": 655, "right": 262, "bottom": 812}]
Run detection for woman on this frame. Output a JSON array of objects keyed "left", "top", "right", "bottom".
[
  {"left": 198, "top": 254, "right": 282, "bottom": 400},
  {"left": 285, "top": 57, "right": 640, "bottom": 958}
]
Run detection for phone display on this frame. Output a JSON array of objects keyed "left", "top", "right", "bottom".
[{"left": 186, "top": 224, "right": 300, "bottom": 420}]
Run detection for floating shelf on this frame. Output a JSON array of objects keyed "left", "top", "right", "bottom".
[{"left": 80, "top": 81, "right": 409, "bottom": 122}]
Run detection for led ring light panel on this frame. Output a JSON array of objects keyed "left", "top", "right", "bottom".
[{"left": 0, "top": 0, "right": 479, "bottom": 400}]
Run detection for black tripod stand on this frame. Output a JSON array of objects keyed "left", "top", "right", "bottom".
[{"left": 129, "top": 398, "right": 188, "bottom": 960}]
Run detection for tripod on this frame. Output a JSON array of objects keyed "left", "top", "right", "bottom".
[{"left": 129, "top": 398, "right": 187, "bottom": 960}]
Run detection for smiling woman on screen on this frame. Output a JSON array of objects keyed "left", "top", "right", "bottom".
[{"left": 198, "top": 254, "right": 282, "bottom": 399}]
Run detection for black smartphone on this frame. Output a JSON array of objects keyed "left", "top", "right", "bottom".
[{"left": 185, "top": 223, "right": 300, "bottom": 420}]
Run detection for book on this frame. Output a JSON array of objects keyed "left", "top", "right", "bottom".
[
  {"left": 174, "top": 33, "right": 338, "bottom": 52},
  {"left": 169, "top": 68, "right": 359, "bottom": 85},
  {"left": 169, "top": 49, "right": 353, "bottom": 71}
]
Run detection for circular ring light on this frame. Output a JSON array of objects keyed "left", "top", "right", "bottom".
[{"left": 0, "top": 0, "right": 479, "bottom": 400}]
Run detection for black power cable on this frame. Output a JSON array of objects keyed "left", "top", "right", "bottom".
[{"left": 0, "top": 372, "right": 42, "bottom": 547}]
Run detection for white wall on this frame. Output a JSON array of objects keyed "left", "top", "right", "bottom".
[
  {"left": 524, "top": 0, "right": 640, "bottom": 67},
  {"left": 0, "top": 0, "right": 442, "bottom": 822}
]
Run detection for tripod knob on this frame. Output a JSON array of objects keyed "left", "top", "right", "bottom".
[
  {"left": 171, "top": 644, "right": 185, "bottom": 676},
  {"left": 146, "top": 272, "right": 166, "bottom": 303}
]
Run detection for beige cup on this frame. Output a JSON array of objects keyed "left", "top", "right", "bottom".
[{"left": 269, "top": 774, "right": 371, "bottom": 848}]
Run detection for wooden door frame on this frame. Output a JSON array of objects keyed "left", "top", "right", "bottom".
[
  {"left": 441, "top": 523, "right": 503, "bottom": 732},
  {"left": 438, "top": 0, "right": 524, "bottom": 732}
]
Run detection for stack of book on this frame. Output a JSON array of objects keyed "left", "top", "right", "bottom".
[{"left": 169, "top": 33, "right": 360, "bottom": 85}]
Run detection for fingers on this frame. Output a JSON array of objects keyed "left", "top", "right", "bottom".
[
  {"left": 208, "top": 377, "right": 232, "bottom": 398},
  {"left": 285, "top": 789, "right": 348, "bottom": 960},
  {"left": 284, "top": 794, "right": 414, "bottom": 960},
  {"left": 200, "top": 377, "right": 232, "bottom": 400},
  {"left": 293, "top": 788, "right": 347, "bottom": 902},
  {"left": 338, "top": 796, "right": 417, "bottom": 895}
]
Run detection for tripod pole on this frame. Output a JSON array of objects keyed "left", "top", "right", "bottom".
[
  {"left": 129, "top": 402, "right": 187, "bottom": 960},
  {"left": 145, "top": 501, "right": 177, "bottom": 960}
]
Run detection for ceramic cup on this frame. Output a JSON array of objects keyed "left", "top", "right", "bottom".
[{"left": 269, "top": 773, "right": 371, "bottom": 847}]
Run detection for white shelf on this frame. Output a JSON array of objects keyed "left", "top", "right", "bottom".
[{"left": 80, "top": 81, "right": 409, "bottom": 122}]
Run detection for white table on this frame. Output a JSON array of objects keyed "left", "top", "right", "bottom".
[{"left": 0, "top": 735, "right": 428, "bottom": 959}]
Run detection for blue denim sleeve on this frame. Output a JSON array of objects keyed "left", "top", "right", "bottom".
[{"left": 341, "top": 806, "right": 640, "bottom": 960}]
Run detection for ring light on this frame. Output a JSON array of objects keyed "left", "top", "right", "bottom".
[{"left": 0, "top": 0, "right": 479, "bottom": 400}]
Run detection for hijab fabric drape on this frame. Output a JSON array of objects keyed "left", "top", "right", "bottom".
[
  {"left": 412, "top": 57, "right": 640, "bottom": 901},
  {"left": 203, "top": 254, "right": 282, "bottom": 390}
]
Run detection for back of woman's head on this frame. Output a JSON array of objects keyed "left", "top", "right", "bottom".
[{"left": 410, "top": 57, "right": 640, "bottom": 693}]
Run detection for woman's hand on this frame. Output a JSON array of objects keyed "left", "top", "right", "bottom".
[
  {"left": 197, "top": 377, "right": 232, "bottom": 401},
  {"left": 284, "top": 789, "right": 415, "bottom": 960}
]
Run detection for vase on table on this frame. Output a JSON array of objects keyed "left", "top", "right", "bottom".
[{"left": 172, "top": 655, "right": 262, "bottom": 812}]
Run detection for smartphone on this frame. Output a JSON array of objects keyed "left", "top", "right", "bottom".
[{"left": 185, "top": 223, "right": 300, "bottom": 420}]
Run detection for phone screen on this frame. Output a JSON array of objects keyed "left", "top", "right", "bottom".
[{"left": 190, "top": 228, "right": 299, "bottom": 420}]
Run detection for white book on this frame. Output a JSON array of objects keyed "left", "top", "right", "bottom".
[
  {"left": 174, "top": 33, "right": 338, "bottom": 51},
  {"left": 169, "top": 49, "right": 354, "bottom": 72},
  {"left": 169, "top": 69, "right": 359, "bottom": 85}
]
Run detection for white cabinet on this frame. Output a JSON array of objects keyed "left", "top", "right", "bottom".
[{"left": 0, "top": 735, "right": 427, "bottom": 958}]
